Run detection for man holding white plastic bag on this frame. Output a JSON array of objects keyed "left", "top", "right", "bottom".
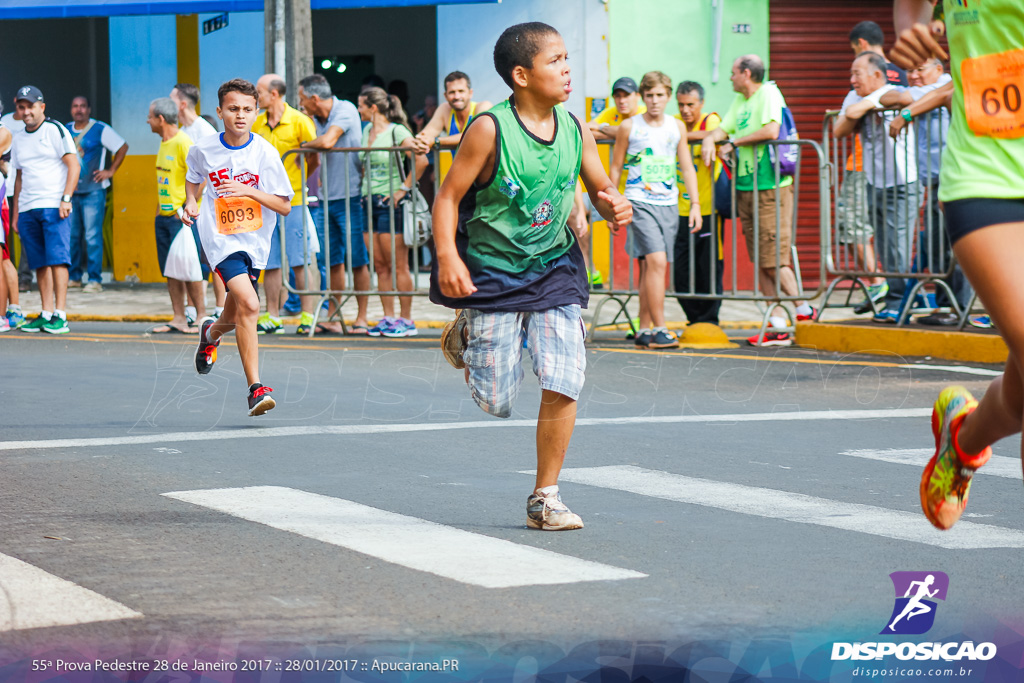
[{"left": 148, "top": 97, "right": 205, "bottom": 334}]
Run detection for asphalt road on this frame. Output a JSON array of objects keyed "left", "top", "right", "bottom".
[{"left": 1, "top": 324, "right": 1021, "bottom": 678}]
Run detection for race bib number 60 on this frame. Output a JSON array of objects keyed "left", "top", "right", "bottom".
[
  {"left": 962, "top": 47, "right": 1024, "bottom": 139},
  {"left": 215, "top": 196, "right": 262, "bottom": 235}
]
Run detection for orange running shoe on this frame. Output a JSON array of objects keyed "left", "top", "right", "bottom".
[{"left": 920, "top": 386, "right": 992, "bottom": 530}]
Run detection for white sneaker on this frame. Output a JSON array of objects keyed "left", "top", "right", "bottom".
[
  {"left": 526, "top": 486, "right": 584, "bottom": 531},
  {"left": 82, "top": 282, "right": 103, "bottom": 293}
]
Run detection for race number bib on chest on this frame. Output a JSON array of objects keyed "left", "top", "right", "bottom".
[
  {"left": 640, "top": 155, "right": 675, "bottom": 184},
  {"left": 215, "top": 196, "right": 262, "bottom": 235},
  {"left": 962, "top": 47, "right": 1024, "bottom": 139}
]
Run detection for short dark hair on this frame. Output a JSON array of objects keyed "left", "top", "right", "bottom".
[
  {"left": 676, "top": 81, "right": 705, "bottom": 100},
  {"left": 849, "top": 21, "right": 885, "bottom": 48},
  {"left": 268, "top": 78, "right": 287, "bottom": 97},
  {"left": 173, "top": 83, "right": 200, "bottom": 107},
  {"left": 444, "top": 71, "right": 472, "bottom": 89},
  {"left": 299, "top": 74, "right": 332, "bottom": 100},
  {"left": 736, "top": 55, "right": 765, "bottom": 83},
  {"left": 72, "top": 95, "right": 91, "bottom": 108},
  {"left": 856, "top": 51, "right": 888, "bottom": 77},
  {"left": 493, "top": 22, "right": 561, "bottom": 90},
  {"left": 217, "top": 78, "right": 258, "bottom": 106}
]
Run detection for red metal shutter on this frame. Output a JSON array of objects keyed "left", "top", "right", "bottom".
[{"left": 769, "top": 0, "right": 901, "bottom": 288}]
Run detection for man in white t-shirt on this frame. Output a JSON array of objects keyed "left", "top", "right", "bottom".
[
  {"left": 171, "top": 82, "right": 225, "bottom": 320},
  {"left": 10, "top": 86, "right": 80, "bottom": 334}
]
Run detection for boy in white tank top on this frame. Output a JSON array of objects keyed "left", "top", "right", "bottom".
[{"left": 610, "top": 71, "right": 702, "bottom": 349}]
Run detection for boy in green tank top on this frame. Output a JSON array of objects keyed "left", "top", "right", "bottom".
[{"left": 430, "top": 22, "right": 632, "bottom": 531}]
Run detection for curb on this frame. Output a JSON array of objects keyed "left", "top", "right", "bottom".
[{"left": 795, "top": 320, "right": 1008, "bottom": 365}]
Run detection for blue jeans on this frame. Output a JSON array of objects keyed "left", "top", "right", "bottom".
[
  {"left": 869, "top": 182, "right": 917, "bottom": 309},
  {"left": 69, "top": 189, "right": 106, "bottom": 282},
  {"left": 314, "top": 196, "right": 368, "bottom": 269}
]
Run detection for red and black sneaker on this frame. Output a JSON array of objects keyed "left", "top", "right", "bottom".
[
  {"left": 195, "top": 317, "right": 220, "bottom": 375},
  {"left": 796, "top": 306, "right": 819, "bottom": 322},
  {"left": 247, "top": 384, "right": 276, "bottom": 416},
  {"left": 746, "top": 330, "right": 793, "bottom": 347}
]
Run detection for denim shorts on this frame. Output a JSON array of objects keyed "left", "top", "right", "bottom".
[
  {"left": 367, "top": 194, "right": 405, "bottom": 235},
  {"left": 19, "top": 208, "right": 71, "bottom": 269},
  {"left": 267, "top": 207, "right": 315, "bottom": 269},
  {"left": 463, "top": 305, "right": 587, "bottom": 418}
]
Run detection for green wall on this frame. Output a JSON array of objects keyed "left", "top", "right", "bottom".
[{"left": 608, "top": 0, "right": 770, "bottom": 119}]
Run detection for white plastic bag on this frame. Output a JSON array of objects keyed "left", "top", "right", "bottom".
[{"left": 164, "top": 225, "right": 203, "bottom": 282}]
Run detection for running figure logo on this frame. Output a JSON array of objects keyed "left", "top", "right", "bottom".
[{"left": 881, "top": 571, "right": 949, "bottom": 635}]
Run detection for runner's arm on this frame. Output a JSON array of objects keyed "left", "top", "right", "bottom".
[
  {"left": 892, "top": 0, "right": 948, "bottom": 69},
  {"left": 181, "top": 181, "right": 201, "bottom": 225},
  {"left": 580, "top": 122, "right": 632, "bottom": 231},
  {"left": 216, "top": 179, "right": 291, "bottom": 216},
  {"left": 433, "top": 115, "right": 496, "bottom": 298},
  {"left": 677, "top": 120, "right": 703, "bottom": 233},
  {"left": 608, "top": 119, "right": 630, "bottom": 192}
]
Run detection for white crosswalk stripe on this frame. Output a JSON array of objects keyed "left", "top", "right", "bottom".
[
  {"left": 840, "top": 448, "right": 1022, "bottom": 480},
  {"left": 547, "top": 465, "right": 1024, "bottom": 550},
  {"left": 162, "top": 486, "right": 647, "bottom": 588},
  {"left": 0, "top": 552, "right": 142, "bottom": 632}
]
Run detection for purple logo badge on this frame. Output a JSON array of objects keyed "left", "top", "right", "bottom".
[{"left": 881, "top": 571, "right": 949, "bottom": 635}]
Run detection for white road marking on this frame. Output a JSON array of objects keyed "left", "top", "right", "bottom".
[
  {"left": 841, "top": 448, "right": 1022, "bottom": 480},
  {"left": 548, "top": 465, "right": 1024, "bottom": 550},
  {"left": 162, "top": 486, "right": 646, "bottom": 588},
  {"left": 0, "top": 552, "right": 142, "bottom": 632},
  {"left": 1, "top": 408, "right": 931, "bottom": 452},
  {"left": 898, "top": 364, "right": 1002, "bottom": 377}
]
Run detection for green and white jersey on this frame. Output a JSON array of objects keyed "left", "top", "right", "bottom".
[
  {"left": 940, "top": 0, "right": 1024, "bottom": 201},
  {"left": 429, "top": 97, "right": 588, "bottom": 312}
]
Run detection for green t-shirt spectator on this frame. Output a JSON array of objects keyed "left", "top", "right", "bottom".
[
  {"left": 720, "top": 81, "right": 794, "bottom": 191},
  {"left": 361, "top": 122, "right": 413, "bottom": 196}
]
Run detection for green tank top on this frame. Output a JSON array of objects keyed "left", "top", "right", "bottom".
[
  {"left": 940, "top": 0, "right": 1024, "bottom": 201},
  {"left": 461, "top": 98, "right": 582, "bottom": 276}
]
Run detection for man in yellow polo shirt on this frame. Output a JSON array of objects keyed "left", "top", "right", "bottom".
[
  {"left": 254, "top": 73, "right": 319, "bottom": 334},
  {"left": 674, "top": 80, "right": 724, "bottom": 325}
]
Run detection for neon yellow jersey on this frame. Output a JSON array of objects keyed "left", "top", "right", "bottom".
[
  {"left": 939, "top": 0, "right": 1024, "bottom": 201},
  {"left": 676, "top": 112, "right": 722, "bottom": 216},
  {"left": 156, "top": 130, "right": 192, "bottom": 216},
  {"left": 253, "top": 104, "right": 317, "bottom": 206}
]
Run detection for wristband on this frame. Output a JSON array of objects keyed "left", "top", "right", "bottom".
[
  {"left": 900, "top": 108, "right": 913, "bottom": 122},
  {"left": 61, "top": 194, "right": 72, "bottom": 203}
]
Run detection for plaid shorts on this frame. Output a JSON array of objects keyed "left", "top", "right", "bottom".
[{"left": 463, "top": 305, "right": 587, "bottom": 418}]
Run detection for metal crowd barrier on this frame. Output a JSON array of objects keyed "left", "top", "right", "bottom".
[
  {"left": 280, "top": 144, "right": 430, "bottom": 336},
  {"left": 585, "top": 137, "right": 828, "bottom": 344},
  {"left": 274, "top": 136, "right": 829, "bottom": 343},
  {"left": 819, "top": 107, "right": 972, "bottom": 327}
]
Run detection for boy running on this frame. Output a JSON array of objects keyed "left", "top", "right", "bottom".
[
  {"left": 610, "top": 71, "right": 703, "bottom": 349},
  {"left": 182, "top": 79, "right": 294, "bottom": 416},
  {"left": 431, "top": 22, "right": 633, "bottom": 530}
]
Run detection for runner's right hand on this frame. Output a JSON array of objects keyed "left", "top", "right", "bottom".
[{"left": 891, "top": 22, "right": 948, "bottom": 70}]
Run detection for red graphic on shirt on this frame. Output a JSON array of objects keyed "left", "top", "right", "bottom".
[{"left": 208, "top": 168, "right": 260, "bottom": 188}]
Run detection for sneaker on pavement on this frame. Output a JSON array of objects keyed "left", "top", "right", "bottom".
[
  {"left": 747, "top": 330, "right": 792, "bottom": 347},
  {"left": 634, "top": 330, "right": 653, "bottom": 348},
  {"left": 382, "top": 318, "right": 418, "bottom": 338},
  {"left": 796, "top": 306, "right": 818, "bottom": 322},
  {"left": 256, "top": 313, "right": 284, "bottom": 335},
  {"left": 526, "top": 486, "right": 583, "bottom": 531},
  {"left": 247, "top": 384, "right": 276, "bottom": 416},
  {"left": 20, "top": 315, "right": 48, "bottom": 333},
  {"left": 82, "top": 282, "right": 103, "bottom": 293},
  {"left": 185, "top": 306, "right": 197, "bottom": 326},
  {"left": 853, "top": 282, "right": 889, "bottom": 314},
  {"left": 43, "top": 316, "right": 69, "bottom": 334},
  {"left": 6, "top": 309, "right": 26, "bottom": 328},
  {"left": 67, "top": 280, "right": 82, "bottom": 289},
  {"left": 647, "top": 329, "right": 679, "bottom": 349},
  {"left": 969, "top": 314, "right": 993, "bottom": 329},
  {"left": 295, "top": 311, "right": 315, "bottom": 335},
  {"left": 195, "top": 317, "right": 220, "bottom": 375},
  {"left": 367, "top": 316, "right": 397, "bottom": 337},
  {"left": 921, "top": 386, "right": 991, "bottom": 530},
  {"left": 872, "top": 307, "right": 900, "bottom": 324},
  {"left": 440, "top": 310, "right": 467, "bottom": 369},
  {"left": 0, "top": 317, "right": 9, "bottom": 333}
]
